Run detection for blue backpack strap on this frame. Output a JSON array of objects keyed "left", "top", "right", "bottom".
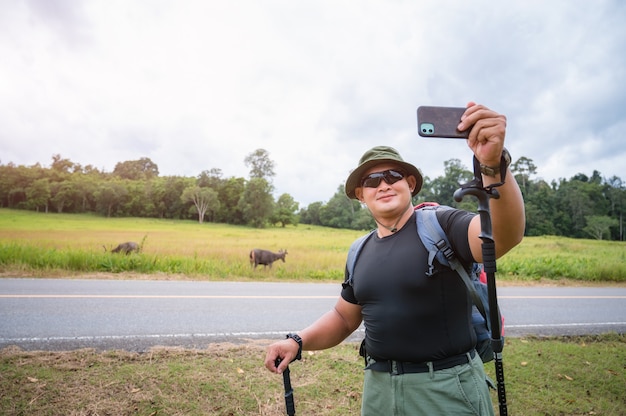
[
  {"left": 415, "top": 205, "right": 453, "bottom": 277},
  {"left": 415, "top": 206, "right": 487, "bottom": 320},
  {"left": 345, "top": 230, "right": 376, "bottom": 287}
]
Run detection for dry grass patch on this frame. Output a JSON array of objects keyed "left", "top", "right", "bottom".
[
  {"left": 2, "top": 335, "right": 625, "bottom": 416},
  {"left": 0, "top": 342, "right": 363, "bottom": 416}
]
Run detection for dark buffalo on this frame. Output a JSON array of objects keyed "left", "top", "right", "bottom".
[
  {"left": 250, "top": 249, "right": 288, "bottom": 270},
  {"left": 109, "top": 241, "right": 140, "bottom": 255}
]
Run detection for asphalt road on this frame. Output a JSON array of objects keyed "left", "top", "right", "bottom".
[{"left": 1, "top": 278, "right": 625, "bottom": 352}]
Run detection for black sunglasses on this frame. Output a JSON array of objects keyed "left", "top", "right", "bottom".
[{"left": 361, "top": 169, "right": 406, "bottom": 188}]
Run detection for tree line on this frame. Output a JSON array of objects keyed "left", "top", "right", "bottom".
[
  {"left": 1, "top": 152, "right": 624, "bottom": 240},
  {"left": 0, "top": 150, "right": 297, "bottom": 228}
]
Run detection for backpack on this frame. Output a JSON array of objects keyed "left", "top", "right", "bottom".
[{"left": 346, "top": 203, "right": 502, "bottom": 363}]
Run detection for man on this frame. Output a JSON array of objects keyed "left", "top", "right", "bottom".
[{"left": 264, "top": 103, "right": 525, "bottom": 415}]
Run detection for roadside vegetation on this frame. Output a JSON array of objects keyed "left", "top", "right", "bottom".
[
  {"left": 1, "top": 209, "right": 625, "bottom": 282},
  {"left": 1, "top": 334, "right": 624, "bottom": 415}
]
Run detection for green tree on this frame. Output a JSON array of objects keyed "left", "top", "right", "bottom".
[
  {"left": 94, "top": 180, "right": 129, "bottom": 217},
  {"left": 216, "top": 177, "right": 246, "bottom": 224},
  {"left": 181, "top": 186, "right": 220, "bottom": 224},
  {"left": 0, "top": 163, "right": 44, "bottom": 208},
  {"left": 511, "top": 156, "right": 537, "bottom": 196},
  {"left": 50, "top": 154, "right": 75, "bottom": 177},
  {"left": 113, "top": 157, "right": 159, "bottom": 180},
  {"left": 300, "top": 201, "right": 324, "bottom": 226},
  {"left": 351, "top": 207, "right": 376, "bottom": 230},
  {"left": 26, "top": 178, "right": 51, "bottom": 212},
  {"left": 413, "top": 175, "right": 434, "bottom": 206},
  {"left": 554, "top": 174, "right": 608, "bottom": 237},
  {"left": 603, "top": 175, "right": 625, "bottom": 240},
  {"left": 239, "top": 178, "right": 274, "bottom": 228},
  {"left": 156, "top": 176, "right": 192, "bottom": 219},
  {"left": 197, "top": 168, "right": 223, "bottom": 189},
  {"left": 244, "top": 149, "right": 276, "bottom": 180},
  {"left": 320, "top": 185, "right": 364, "bottom": 229},
  {"left": 583, "top": 215, "right": 619, "bottom": 240},
  {"left": 523, "top": 180, "right": 557, "bottom": 236},
  {"left": 122, "top": 180, "right": 153, "bottom": 217},
  {"left": 0, "top": 163, "right": 20, "bottom": 207},
  {"left": 271, "top": 193, "right": 299, "bottom": 227},
  {"left": 72, "top": 175, "right": 99, "bottom": 213},
  {"left": 50, "top": 181, "right": 79, "bottom": 213},
  {"left": 429, "top": 159, "right": 474, "bottom": 207}
]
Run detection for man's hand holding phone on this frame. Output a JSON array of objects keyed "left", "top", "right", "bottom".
[
  {"left": 460, "top": 103, "right": 507, "bottom": 170},
  {"left": 417, "top": 103, "right": 506, "bottom": 170}
]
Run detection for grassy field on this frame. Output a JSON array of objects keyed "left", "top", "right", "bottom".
[
  {"left": 1, "top": 208, "right": 625, "bottom": 282},
  {"left": 0, "top": 208, "right": 361, "bottom": 281},
  {"left": 1, "top": 208, "right": 625, "bottom": 415}
]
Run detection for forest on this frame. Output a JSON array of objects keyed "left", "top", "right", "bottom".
[{"left": 0, "top": 150, "right": 624, "bottom": 241}]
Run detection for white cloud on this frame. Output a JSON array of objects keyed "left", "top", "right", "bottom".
[{"left": 1, "top": 0, "right": 624, "bottom": 206}]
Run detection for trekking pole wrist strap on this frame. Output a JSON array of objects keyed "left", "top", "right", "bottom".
[{"left": 286, "top": 333, "right": 302, "bottom": 360}]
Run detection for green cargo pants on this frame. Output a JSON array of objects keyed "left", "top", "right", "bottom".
[{"left": 361, "top": 352, "right": 495, "bottom": 416}]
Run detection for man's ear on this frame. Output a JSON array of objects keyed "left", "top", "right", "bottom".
[
  {"left": 407, "top": 175, "right": 417, "bottom": 192},
  {"left": 355, "top": 187, "right": 364, "bottom": 201}
]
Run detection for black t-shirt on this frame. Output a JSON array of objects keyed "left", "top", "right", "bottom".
[{"left": 341, "top": 209, "right": 476, "bottom": 363}]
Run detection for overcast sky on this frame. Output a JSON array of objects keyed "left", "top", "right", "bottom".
[{"left": 1, "top": 0, "right": 625, "bottom": 207}]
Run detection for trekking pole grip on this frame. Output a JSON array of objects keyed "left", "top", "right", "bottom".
[{"left": 454, "top": 184, "right": 498, "bottom": 244}]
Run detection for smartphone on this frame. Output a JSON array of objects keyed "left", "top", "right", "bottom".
[{"left": 417, "top": 106, "right": 470, "bottom": 139}]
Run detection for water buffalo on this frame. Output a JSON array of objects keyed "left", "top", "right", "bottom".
[
  {"left": 109, "top": 241, "right": 140, "bottom": 255},
  {"left": 250, "top": 249, "right": 287, "bottom": 270}
]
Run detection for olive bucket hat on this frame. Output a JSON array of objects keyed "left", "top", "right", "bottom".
[{"left": 344, "top": 146, "right": 423, "bottom": 199}]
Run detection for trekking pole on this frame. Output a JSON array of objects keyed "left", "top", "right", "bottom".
[
  {"left": 275, "top": 358, "right": 296, "bottom": 415},
  {"left": 454, "top": 156, "right": 508, "bottom": 416}
]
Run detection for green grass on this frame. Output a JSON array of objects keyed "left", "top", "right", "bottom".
[
  {"left": 1, "top": 334, "right": 624, "bottom": 415},
  {"left": 498, "top": 236, "right": 626, "bottom": 282},
  {"left": 1, "top": 208, "right": 625, "bottom": 282}
]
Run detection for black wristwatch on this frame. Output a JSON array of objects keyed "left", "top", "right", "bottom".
[
  {"left": 480, "top": 148, "right": 512, "bottom": 177},
  {"left": 286, "top": 333, "right": 302, "bottom": 361}
]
